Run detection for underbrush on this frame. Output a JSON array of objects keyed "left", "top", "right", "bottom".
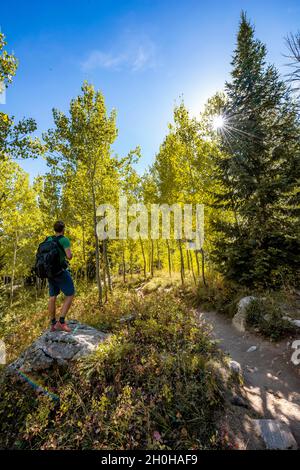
[
  {"left": 0, "top": 291, "right": 225, "bottom": 450},
  {"left": 186, "top": 275, "right": 249, "bottom": 317},
  {"left": 0, "top": 287, "right": 50, "bottom": 363}
]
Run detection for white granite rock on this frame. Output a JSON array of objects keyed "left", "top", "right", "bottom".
[
  {"left": 232, "top": 296, "right": 256, "bottom": 332},
  {"left": 229, "top": 360, "right": 242, "bottom": 375},
  {"left": 8, "top": 320, "right": 108, "bottom": 373}
]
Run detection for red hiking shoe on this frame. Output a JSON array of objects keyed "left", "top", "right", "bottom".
[
  {"left": 55, "top": 321, "right": 71, "bottom": 333},
  {"left": 50, "top": 322, "right": 57, "bottom": 332}
]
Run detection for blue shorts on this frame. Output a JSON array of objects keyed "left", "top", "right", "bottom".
[{"left": 48, "top": 270, "right": 75, "bottom": 297}]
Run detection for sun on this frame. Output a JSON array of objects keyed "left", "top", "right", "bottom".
[{"left": 212, "top": 115, "right": 225, "bottom": 131}]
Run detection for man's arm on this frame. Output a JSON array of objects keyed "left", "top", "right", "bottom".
[
  {"left": 65, "top": 248, "right": 73, "bottom": 260},
  {"left": 61, "top": 237, "right": 73, "bottom": 260}
]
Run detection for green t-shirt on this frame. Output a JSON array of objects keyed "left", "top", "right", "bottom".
[{"left": 47, "top": 235, "right": 70, "bottom": 265}]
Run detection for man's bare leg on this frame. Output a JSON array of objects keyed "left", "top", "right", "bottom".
[
  {"left": 48, "top": 296, "right": 57, "bottom": 331},
  {"left": 54, "top": 295, "right": 74, "bottom": 332},
  {"left": 60, "top": 295, "right": 74, "bottom": 318},
  {"left": 48, "top": 296, "right": 57, "bottom": 321}
]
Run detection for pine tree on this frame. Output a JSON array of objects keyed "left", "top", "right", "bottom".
[{"left": 213, "top": 12, "right": 300, "bottom": 287}]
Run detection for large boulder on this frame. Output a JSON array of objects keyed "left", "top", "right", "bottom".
[
  {"left": 8, "top": 320, "right": 108, "bottom": 373},
  {"left": 232, "top": 296, "right": 256, "bottom": 333}
]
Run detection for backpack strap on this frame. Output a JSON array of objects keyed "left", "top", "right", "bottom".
[
  {"left": 53, "top": 235, "right": 69, "bottom": 270},
  {"left": 53, "top": 235, "right": 66, "bottom": 256}
]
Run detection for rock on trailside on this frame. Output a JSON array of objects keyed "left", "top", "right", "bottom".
[
  {"left": 7, "top": 320, "right": 108, "bottom": 373},
  {"left": 232, "top": 296, "right": 256, "bottom": 332}
]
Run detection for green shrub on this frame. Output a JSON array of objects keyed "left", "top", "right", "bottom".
[
  {"left": 189, "top": 278, "right": 249, "bottom": 317},
  {"left": 245, "top": 297, "right": 295, "bottom": 341}
]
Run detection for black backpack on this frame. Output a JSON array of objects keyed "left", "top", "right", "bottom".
[{"left": 34, "top": 236, "right": 66, "bottom": 279}]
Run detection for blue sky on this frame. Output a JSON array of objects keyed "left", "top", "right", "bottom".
[{"left": 1, "top": 0, "right": 300, "bottom": 179}]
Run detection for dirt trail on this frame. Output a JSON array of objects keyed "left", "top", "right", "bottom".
[{"left": 198, "top": 310, "right": 300, "bottom": 448}]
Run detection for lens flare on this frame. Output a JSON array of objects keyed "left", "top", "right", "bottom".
[{"left": 212, "top": 115, "right": 225, "bottom": 130}]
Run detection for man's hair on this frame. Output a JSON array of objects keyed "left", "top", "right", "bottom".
[{"left": 54, "top": 220, "right": 65, "bottom": 233}]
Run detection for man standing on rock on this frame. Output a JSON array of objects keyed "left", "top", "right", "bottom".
[{"left": 47, "top": 221, "right": 75, "bottom": 332}]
